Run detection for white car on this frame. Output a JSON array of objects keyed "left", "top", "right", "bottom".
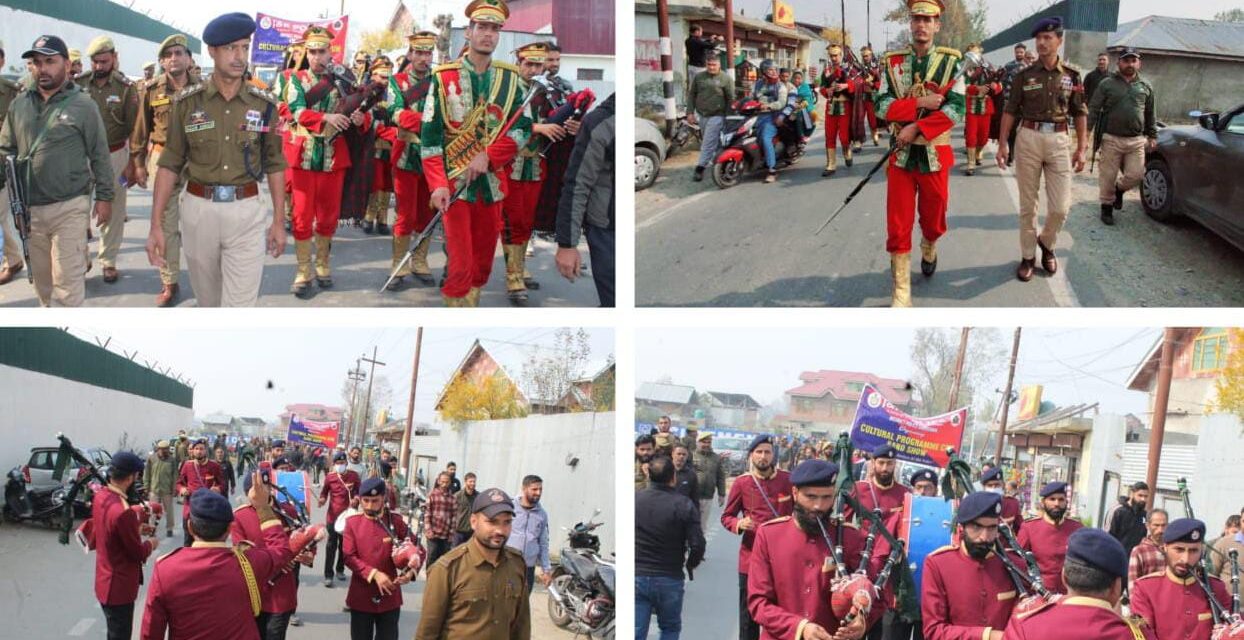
[{"left": 635, "top": 117, "right": 669, "bottom": 191}]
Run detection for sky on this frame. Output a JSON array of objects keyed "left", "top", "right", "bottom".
[
  {"left": 635, "top": 326, "right": 1161, "bottom": 418},
  {"left": 65, "top": 326, "right": 614, "bottom": 425},
  {"left": 733, "top": 0, "right": 1243, "bottom": 49}
]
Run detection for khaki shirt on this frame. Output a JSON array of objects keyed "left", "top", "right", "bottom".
[
  {"left": 77, "top": 70, "right": 139, "bottom": 148},
  {"left": 158, "top": 80, "right": 286, "bottom": 186},
  {"left": 1003, "top": 57, "right": 1086, "bottom": 123},
  {"left": 131, "top": 71, "right": 202, "bottom": 165},
  {"left": 415, "top": 537, "right": 531, "bottom": 640}
]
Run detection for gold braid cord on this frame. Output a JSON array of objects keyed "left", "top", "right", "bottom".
[
  {"left": 233, "top": 547, "right": 262, "bottom": 617},
  {"left": 1124, "top": 615, "right": 1148, "bottom": 640}
]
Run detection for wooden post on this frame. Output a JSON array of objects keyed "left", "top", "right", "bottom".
[
  {"left": 994, "top": 327, "right": 1022, "bottom": 466},
  {"left": 1144, "top": 328, "right": 1177, "bottom": 512}
]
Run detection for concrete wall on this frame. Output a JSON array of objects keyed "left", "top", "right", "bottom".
[
  {"left": 1189, "top": 414, "right": 1244, "bottom": 536},
  {"left": 0, "top": 7, "right": 199, "bottom": 78},
  {"left": 1078, "top": 414, "right": 1126, "bottom": 526},
  {"left": 0, "top": 364, "right": 194, "bottom": 472},
  {"left": 1145, "top": 377, "right": 1218, "bottom": 435},
  {"left": 436, "top": 411, "right": 616, "bottom": 557},
  {"left": 636, "top": 13, "right": 688, "bottom": 115},
  {"left": 1131, "top": 56, "right": 1244, "bottom": 124}
]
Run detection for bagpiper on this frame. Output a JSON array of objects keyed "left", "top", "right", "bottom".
[
  {"left": 1016, "top": 481, "right": 1083, "bottom": 594},
  {"left": 384, "top": 30, "right": 438, "bottom": 290},
  {"left": 362, "top": 55, "right": 396, "bottom": 236},
  {"left": 1130, "top": 518, "right": 1231, "bottom": 640},
  {"left": 859, "top": 45, "right": 883, "bottom": 147},
  {"left": 962, "top": 43, "right": 1000, "bottom": 176},
  {"left": 819, "top": 44, "right": 856, "bottom": 176}
]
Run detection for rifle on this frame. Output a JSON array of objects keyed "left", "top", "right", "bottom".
[
  {"left": 3, "top": 155, "right": 33, "bottom": 283},
  {"left": 380, "top": 75, "right": 552, "bottom": 292},
  {"left": 1090, "top": 109, "right": 1105, "bottom": 173},
  {"left": 816, "top": 50, "right": 984, "bottom": 235}
]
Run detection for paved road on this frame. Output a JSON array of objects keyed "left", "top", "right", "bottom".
[
  {"left": 643, "top": 497, "right": 741, "bottom": 640},
  {"left": 0, "top": 188, "right": 601, "bottom": 308},
  {"left": 636, "top": 127, "right": 1244, "bottom": 307},
  {"left": 0, "top": 494, "right": 571, "bottom": 638}
]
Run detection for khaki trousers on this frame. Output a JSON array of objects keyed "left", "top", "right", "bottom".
[
  {"left": 1, "top": 184, "right": 21, "bottom": 268},
  {"left": 148, "top": 150, "right": 184, "bottom": 285},
  {"left": 28, "top": 195, "right": 90, "bottom": 306},
  {"left": 97, "top": 145, "right": 129, "bottom": 268},
  {"left": 1015, "top": 126, "right": 1072, "bottom": 259},
  {"left": 179, "top": 190, "right": 268, "bottom": 307},
  {"left": 1098, "top": 133, "right": 1146, "bottom": 204}
]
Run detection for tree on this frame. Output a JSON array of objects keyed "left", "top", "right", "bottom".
[
  {"left": 1212, "top": 329, "right": 1244, "bottom": 422},
  {"left": 358, "top": 29, "right": 404, "bottom": 57},
  {"left": 438, "top": 374, "right": 528, "bottom": 424},
  {"left": 519, "top": 328, "right": 592, "bottom": 413},
  {"left": 590, "top": 360, "right": 616, "bottom": 412},
  {"left": 1214, "top": 8, "right": 1244, "bottom": 21},
  {"left": 883, "top": 0, "right": 989, "bottom": 52},
  {"left": 909, "top": 327, "right": 1005, "bottom": 420}
]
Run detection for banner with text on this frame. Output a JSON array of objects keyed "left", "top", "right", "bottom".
[
  {"left": 848, "top": 384, "right": 967, "bottom": 469},
  {"left": 286, "top": 416, "right": 340, "bottom": 449},
  {"left": 252, "top": 13, "right": 349, "bottom": 66}
]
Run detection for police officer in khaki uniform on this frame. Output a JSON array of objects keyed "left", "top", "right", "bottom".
[
  {"left": 0, "top": 41, "right": 25, "bottom": 285},
  {"left": 131, "top": 34, "right": 200, "bottom": 306},
  {"left": 68, "top": 49, "right": 83, "bottom": 79},
  {"left": 78, "top": 35, "right": 139, "bottom": 284},
  {"left": 146, "top": 12, "right": 287, "bottom": 307},
  {"left": 996, "top": 16, "right": 1087, "bottom": 283},
  {"left": 415, "top": 487, "right": 531, "bottom": 640}
]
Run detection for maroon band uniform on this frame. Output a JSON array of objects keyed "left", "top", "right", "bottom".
[
  {"left": 229, "top": 501, "right": 302, "bottom": 615},
  {"left": 175, "top": 460, "right": 224, "bottom": 519},
  {"left": 1016, "top": 514, "right": 1082, "bottom": 594},
  {"left": 343, "top": 510, "right": 411, "bottom": 613},
  {"left": 1000, "top": 496, "right": 1023, "bottom": 535},
  {"left": 845, "top": 479, "right": 911, "bottom": 533},
  {"left": 320, "top": 470, "right": 362, "bottom": 525},
  {"left": 921, "top": 543, "right": 1022, "bottom": 640},
  {"left": 1129, "top": 570, "right": 1230, "bottom": 640},
  {"left": 1003, "top": 596, "right": 1154, "bottom": 640},
  {"left": 721, "top": 470, "right": 795, "bottom": 573},
  {"left": 94, "top": 485, "right": 157, "bottom": 606}
]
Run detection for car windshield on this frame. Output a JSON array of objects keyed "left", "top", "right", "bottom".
[{"left": 715, "top": 439, "right": 748, "bottom": 451}]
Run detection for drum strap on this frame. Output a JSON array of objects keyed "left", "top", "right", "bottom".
[
  {"left": 750, "top": 474, "right": 779, "bottom": 520},
  {"left": 233, "top": 546, "right": 262, "bottom": 617}
]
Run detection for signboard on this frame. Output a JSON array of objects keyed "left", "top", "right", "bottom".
[
  {"left": 848, "top": 384, "right": 967, "bottom": 469},
  {"left": 287, "top": 416, "right": 340, "bottom": 449},
  {"left": 252, "top": 13, "right": 349, "bottom": 66},
  {"left": 635, "top": 39, "right": 661, "bottom": 71},
  {"left": 1017, "top": 385, "right": 1043, "bottom": 421},
  {"left": 772, "top": 0, "right": 795, "bottom": 28}
]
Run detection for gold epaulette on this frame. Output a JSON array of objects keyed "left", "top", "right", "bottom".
[
  {"left": 492, "top": 61, "right": 520, "bottom": 73},
  {"left": 433, "top": 62, "right": 463, "bottom": 74},
  {"left": 761, "top": 516, "right": 791, "bottom": 527},
  {"left": 934, "top": 46, "right": 962, "bottom": 59},
  {"left": 1124, "top": 615, "right": 1149, "bottom": 640},
  {"left": 927, "top": 544, "right": 957, "bottom": 557},
  {"left": 883, "top": 50, "right": 907, "bottom": 60},
  {"left": 173, "top": 83, "right": 205, "bottom": 103}
]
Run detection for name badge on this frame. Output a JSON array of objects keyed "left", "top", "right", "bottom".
[
  {"left": 186, "top": 109, "right": 215, "bottom": 133},
  {"left": 107, "top": 95, "right": 121, "bottom": 104},
  {"left": 151, "top": 96, "right": 171, "bottom": 107}
]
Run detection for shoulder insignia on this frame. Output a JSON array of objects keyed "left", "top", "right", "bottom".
[
  {"left": 246, "top": 84, "right": 278, "bottom": 105},
  {"left": 883, "top": 50, "right": 907, "bottom": 60},
  {"left": 1015, "top": 596, "right": 1058, "bottom": 619},
  {"left": 927, "top": 544, "right": 958, "bottom": 557},
  {"left": 234, "top": 539, "right": 256, "bottom": 550},
  {"left": 492, "top": 61, "right": 520, "bottom": 73},
  {"left": 173, "top": 84, "right": 205, "bottom": 103},
  {"left": 433, "top": 62, "right": 462, "bottom": 74},
  {"left": 934, "top": 46, "right": 962, "bottom": 58},
  {"left": 156, "top": 547, "right": 183, "bottom": 563},
  {"left": 761, "top": 516, "right": 791, "bottom": 527}
]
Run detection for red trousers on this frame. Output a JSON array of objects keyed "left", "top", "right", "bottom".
[
  {"left": 502, "top": 179, "right": 542, "bottom": 245},
  {"left": 965, "top": 113, "right": 991, "bottom": 148},
  {"left": 824, "top": 104, "right": 853, "bottom": 151},
  {"left": 371, "top": 158, "right": 393, "bottom": 192},
  {"left": 290, "top": 168, "right": 346, "bottom": 240},
  {"left": 392, "top": 168, "right": 433, "bottom": 236},
  {"left": 886, "top": 147, "right": 951, "bottom": 254},
  {"left": 863, "top": 101, "right": 878, "bottom": 132},
  {"left": 441, "top": 199, "right": 501, "bottom": 298}
]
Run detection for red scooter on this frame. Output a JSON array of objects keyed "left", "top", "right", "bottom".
[{"left": 712, "top": 98, "right": 805, "bottom": 188}]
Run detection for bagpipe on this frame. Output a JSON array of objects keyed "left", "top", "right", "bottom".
[
  {"left": 1178, "top": 478, "right": 1244, "bottom": 639},
  {"left": 371, "top": 510, "right": 427, "bottom": 604},
  {"left": 539, "top": 88, "right": 597, "bottom": 156},
  {"left": 262, "top": 467, "right": 327, "bottom": 586},
  {"left": 57, "top": 434, "right": 161, "bottom": 557}
]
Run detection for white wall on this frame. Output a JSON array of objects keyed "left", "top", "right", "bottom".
[
  {"left": 1079, "top": 414, "right": 1126, "bottom": 526},
  {"left": 436, "top": 412, "right": 616, "bottom": 557},
  {"left": 0, "top": 7, "right": 198, "bottom": 78},
  {"left": 0, "top": 364, "right": 193, "bottom": 471},
  {"left": 561, "top": 53, "right": 616, "bottom": 104},
  {"left": 1191, "top": 414, "right": 1244, "bottom": 534}
]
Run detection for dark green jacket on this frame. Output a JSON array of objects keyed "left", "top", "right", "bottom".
[
  {"left": 688, "top": 70, "right": 734, "bottom": 118},
  {"left": 1087, "top": 72, "right": 1157, "bottom": 140},
  {"left": 691, "top": 447, "right": 727, "bottom": 500},
  {"left": 0, "top": 81, "right": 114, "bottom": 206}
]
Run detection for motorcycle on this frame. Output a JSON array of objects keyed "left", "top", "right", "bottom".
[
  {"left": 547, "top": 510, "right": 614, "bottom": 639},
  {"left": 3, "top": 466, "right": 92, "bottom": 526},
  {"left": 668, "top": 109, "right": 702, "bottom": 157},
  {"left": 712, "top": 98, "right": 805, "bottom": 189}
]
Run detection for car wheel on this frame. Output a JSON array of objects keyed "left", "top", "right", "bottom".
[
  {"left": 635, "top": 147, "right": 661, "bottom": 191},
  {"left": 1141, "top": 158, "right": 1180, "bottom": 222}
]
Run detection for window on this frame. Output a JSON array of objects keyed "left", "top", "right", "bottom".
[
  {"left": 1224, "top": 112, "right": 1244, "bottom": 135},
  {"left": 846, "top": 382, "right": 865, "bottom": 393},
  {"left": 1192, "top": 328, "right": 1229, "bottom": 371},
  {"left": 577, "top": 68, "right": 604, "bottom": 81}
]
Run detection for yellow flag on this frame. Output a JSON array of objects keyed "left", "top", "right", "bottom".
[{"left": 773, "top": 0, "right": 795, "bottom": 28}]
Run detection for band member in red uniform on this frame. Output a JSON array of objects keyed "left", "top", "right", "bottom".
[
  {"left": 722, "top": 434, "right": 794, "bottom": 640},
  {"left": 420, "top": 0, "right": 534, "bottom": 307},
  {"left": 362, "top": 56, "right": 396, "bottom": 236},
  {"left": 343, "top": 477, "right": 412, "bottom": 640},
  {"left": 283, "top": 25, "right": 368, "bottom": 297},
  {"left": 1004, "top": 528, "right": 1155, "bottom": 640},
  {"left": 749, "top": 460, "right": 883, "bottom": 640},
  {"left": 859, "top": 46, "right": 883, "bottom": 147},
  {"left": 318, "top": 451, "right": 361, "bottom": 587},
  {"left": 844, "top": 445, "right": 911, "bottom": 534},
  {"left": 1130, "top": 518, "right": 1231, "bottom": 640},
  {"left": 176, "top": 438, "right": 224, "bottom": 547},
  {"left": 820, "top": 44, "right": 856, "bottom": 176},
  {"left": 275, "top": 41, "right": 307, "bottom": 231},
  {"left": 962, "top": 43, "right": 1000, "bottom": 176},
  {"left": 922, "top": 491, "right": 1022, "bottom": 640},
  {"left": 385, "top": 30, "right": 438, "bottom": 290},
  {"left": 231, "top": 472, "right": 306, "bottom": 639},
  {"left": 94, "top": 452, "right": 159, "bottom": 640},
  {"left": 140, "top": 477, "right": 293, "bottom": 640},
  {"left": 982, "top": 467, "right": 1022, "bottom": 534},
  {"left": 1017, "top": 481, "right": 1082, "bottom": 594},
  {"left": 911, "top": 468, "right": 939, "bottom": 497}
]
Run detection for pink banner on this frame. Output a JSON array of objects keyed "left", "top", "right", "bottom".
[{"left": 253, "top": 13, "right": 349, "bottom": 65}]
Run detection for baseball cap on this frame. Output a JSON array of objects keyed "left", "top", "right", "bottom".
[{"left": 23, "top": 35, "right": 69, "bottom": 60}]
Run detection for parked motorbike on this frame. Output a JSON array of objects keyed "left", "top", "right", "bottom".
[
  {"left": 3, "top": 466, "right": 92, "bottom": 526},
  {"left": 547, "top": 510, "right": 614, "bottom": 639},
  {"left": 668, "top": 110, "right": 702, "bottom": 156},
  {"left": 712, "top": 98, "right": 806, "bottom": 189}
]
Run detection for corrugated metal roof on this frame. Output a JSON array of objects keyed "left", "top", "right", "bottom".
[
  {"left": 982, "top": 0, "right": 1121, "bottom": 52},
  {"left": 636, "top": 382, "right": 696, "bottom": 404},
  {"left": 1121, "top": 442, "right": 1197, "bottom": 493},
  {"left": 1109, "top": 16, "right": 1244, "bottom": 60}
]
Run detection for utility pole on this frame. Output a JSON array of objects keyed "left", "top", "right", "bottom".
[
  {"left": 725, "top": 0, "right": 736, "bottom": 83},
  {"left": 359, "top": 347, "right": 386, "bottom": 447},
  {"left": 947, "top": 327, "right": 971, "bottom": 412},
  {"left": 400, "top": 328, "right": 423, "bottom": 476},
  {"left": 657, "top": 0, "right": 675, "bottom": 138},
  {"left": 867, "top": 0, "right": 872, "bottom": 49},
  {"left": 1144, "top": 328, "right": 1177, "bottom": 512},
  {"left": 345, "top": 360, "right": 366, "bottom": 446},
  {"left": 994, "top": 327, "right": 1022, "bottom": 466}
]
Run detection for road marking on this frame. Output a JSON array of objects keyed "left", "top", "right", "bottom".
[
  {"left": 636, "top": 190, "right": 713, "bottom": 231},
  {"left": 996, "top": 163, "right": 1082, "bottom": 308},
  {"left": 68, "top": 618, "right": 95, "bottom": 636}
]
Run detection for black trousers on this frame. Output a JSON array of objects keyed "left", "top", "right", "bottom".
[
  {"left": 350, "top": 608, "right": 400, "bottom": 640},
  {"left": 101, "top": 602, "right": 134, "bottom": 640},
  {"left": 256, "top": 611, "right": 292, "bottom": 640},
  {"left": 183, "top": 517, "right": 193, "bottom": 547},
  {"left": 427, "top": 538, "right": 452, "bottom": 573},
  {"left": 738, "top": 573, "right": 759, "bottom": 640},
  {"left": 866, "top": 610, "right": 924, "bottom": 640},
  {"left": 325, "top": 528, "right": 346, "bottom": 578}
]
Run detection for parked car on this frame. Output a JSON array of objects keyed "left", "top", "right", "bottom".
[
  {"left": 20, "top": 446, "right": 112, "bottom": 494},
  {"left": 1141, "top": 104, "right": 1244, "bottom": 250},
  {"left": 635, "top": 117, "right": 670, "bottom": 191},
  {"left": 714, "top": 436, "right": 751, "bottom": 477}
]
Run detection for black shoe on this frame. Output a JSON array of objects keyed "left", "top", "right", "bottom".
[
  {"left": 693, "top": 166, "right": 705, "bottom": 182},
  {"left": 822, "top": 168, "right": 836, "bottom": 177},
  {"left": 1101, "top": 204, "right": 1115, "bottom": 226},
  {"left": 316, "top": 276, "right": 333, "bottom": 288},
  {"left": 844, "top": 154, "right": 854, "bottom": 168},
  {"left": 921, "top": 255, "right": 937, "bottom": 277},
  {"left": 1113, "top": 187, "right": 1124, "bottom": 211},
  {"left": 508, "top": 291, "right": 529, "bottom": 307},
  {"left": 524, "top": 276, "right": 541, "bottom": 290},
  {"left": 291, "top": 281, "right": 313, "bottom": 299},
  {"left": 385, "top": 276, "right": 408, "bottom": 292},
  {"left": 362, "top": 220, "right": 375, "bottom": 234},
  {"left": 1016, "top": 258, "right": 1036, "bottom": 282},
  {"left": 413, "top": 271, "right": 436, "bottom": 285},
  {"left": 377, "top": 223, "right": 390, "bottom": 236}
]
